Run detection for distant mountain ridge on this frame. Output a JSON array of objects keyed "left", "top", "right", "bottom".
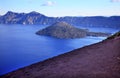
[{"left": 0, "top": 11, "right": 120, "bottom": 28}]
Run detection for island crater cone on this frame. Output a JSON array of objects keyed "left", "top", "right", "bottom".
[{"left": 36, "top": 21, "right": 110, "bottom": 39}]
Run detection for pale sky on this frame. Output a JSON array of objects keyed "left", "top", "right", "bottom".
[{"left": 0, "top": 0, "right": 120, "bottom": 17}]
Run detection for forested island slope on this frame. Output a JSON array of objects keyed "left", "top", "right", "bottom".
[{"left": 36, "top": 22, "right": 110, "bottom": 39}]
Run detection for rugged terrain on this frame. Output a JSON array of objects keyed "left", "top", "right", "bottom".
[
  {"left": 36, "top": 22, "right": 110, "bottom": 39},
  {"left": 0, "top": 11, "right": 120, "bottom": 28},
  {"left": 1, "top": 32, "right": 120, "bottom": 78}
]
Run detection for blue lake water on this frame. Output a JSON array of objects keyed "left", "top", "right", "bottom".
[{"left": 0, "top": 24, "right": 119, "bottom": 75}]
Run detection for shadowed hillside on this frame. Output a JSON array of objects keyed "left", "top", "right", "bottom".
[
  {"left": 36, "top": 22, "right": 110, "bottom": 39},
  {"left": 1, "top": 32, "right": 120, "bottom": 78},
  {"left": 36, "top": 22, "right": 88, "bottom": 38},
  {"left": 107, "top": 31, "right": 120, "bottom": 39}
]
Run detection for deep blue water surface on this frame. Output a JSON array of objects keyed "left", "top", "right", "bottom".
[{"left": 0, "top": 24, "right": 119, "bottom": 75}]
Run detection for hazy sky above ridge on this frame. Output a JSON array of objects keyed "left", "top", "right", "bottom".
[{"left": 0, "top": 0, "right": 120, "bottom": 17}]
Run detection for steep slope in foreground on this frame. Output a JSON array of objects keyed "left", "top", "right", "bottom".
[
  {"left": 1, "top": 33, "right": 120, "bottom": 78},
  {"left": 36, "top": 22, "right": 110, "bottom": 39}
]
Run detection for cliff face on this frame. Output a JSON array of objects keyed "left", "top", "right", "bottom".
[
  {"left": 0, "top": 11, "right": 47, "bottom": 24},
  {"left": 36, "top": 22, "right": 110, "bottom": 39},
  {"left": 1, "top": 32, "right": 120, "bottom": 78},
  {"left": 0, "top": 11, "right": 120, "bottom": 28}
]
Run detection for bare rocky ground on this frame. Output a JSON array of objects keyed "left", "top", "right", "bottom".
[{"left": 1, "top": 33, "right": 120, "bottom": 78}]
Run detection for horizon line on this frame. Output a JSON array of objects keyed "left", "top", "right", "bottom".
[{"left": 0, "top": 11, "right": 120, "bottom": 17}]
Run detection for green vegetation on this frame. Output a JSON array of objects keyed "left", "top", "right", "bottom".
[
  {"left": 36, "top": 22, "right": 110, "bottom": 39},
  {"left": 107, "top": 31, "right": 120, "bottom": 39}
]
